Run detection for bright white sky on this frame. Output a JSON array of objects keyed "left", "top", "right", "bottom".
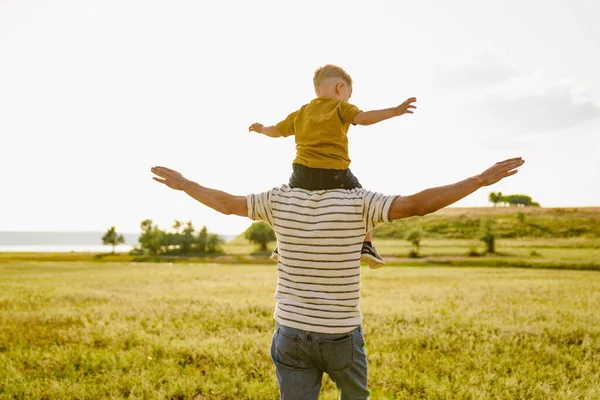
[{"left": 2, "top": 0, "right": 599, "bottom": 235}]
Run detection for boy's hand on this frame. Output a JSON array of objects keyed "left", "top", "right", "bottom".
[
  {"left": 249, "top": 122, "right": 264, "bottom": 133},
  {"left": 394, "top": 97, "right": 417, "bottom": 116},
  {"left": 249, "top": 123, "right": 283, "bottom": 138}
]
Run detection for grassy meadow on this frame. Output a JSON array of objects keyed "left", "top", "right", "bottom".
[
  {"left": 2, "top": 260, "right": 600, "bottom": 399},
  {"left": 2, "top": 207, "right": 599, "bottom": 399}
]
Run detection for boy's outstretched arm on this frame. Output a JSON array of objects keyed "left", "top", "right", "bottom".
[
  {"left": 353, "top": 97, "right": 417, "bottom": 126},
  {"left": 249, "top": 122, "right": 283, "bottom": 138}
]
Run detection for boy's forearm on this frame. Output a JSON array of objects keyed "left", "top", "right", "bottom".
[
  {"left": 260, "top": 126, "right": 283, "bottom": 138},
  {"left": 353, "top": 108, "right": 400, "bottom": 126}
]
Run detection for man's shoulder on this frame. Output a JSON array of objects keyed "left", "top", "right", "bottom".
[
  {"left": 270, "top": 186, "right": 368, "bottom": 200},
  {"left": 252, "top": 186, "right": 390, "bottom": 198},
  {"left": 248, "top": 186, "right": 397, "bottom": 215}
]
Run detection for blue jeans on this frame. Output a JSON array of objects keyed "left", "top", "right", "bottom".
[{"left": 270, "top": 322, "right": 370, "bottom": 400}]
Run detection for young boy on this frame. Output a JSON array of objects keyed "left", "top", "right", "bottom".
[{"left": 249, "top": 64, "right": 416, "bottom": 268}]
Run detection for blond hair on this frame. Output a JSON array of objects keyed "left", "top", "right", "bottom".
[{"left": 313, "top": 64, "right": 353, "bottom": 91}]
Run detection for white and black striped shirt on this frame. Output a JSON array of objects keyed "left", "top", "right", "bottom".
[{"left": 247, "top": 185, "right": 397, "bottom": 334}]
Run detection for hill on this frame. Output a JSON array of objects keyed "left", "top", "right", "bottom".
[{"left": 373, "top": 207, "right": 600, "bottom": 239}]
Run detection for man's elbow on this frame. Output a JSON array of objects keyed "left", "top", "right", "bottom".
[
  {"left": 214, "top": 204, "right": 230, "bottom": 215},
  {"left": 221, "top": 196, "right": 248, "bottom": 217},
  {"left": 414, "top": 204, "right": 428, "bottom": 217},
  {"left": 214, "top": 197, "right": 234, "bottom": 215},
  {"left": 389, "top": 197, "right": 427, "bottom": 220}
]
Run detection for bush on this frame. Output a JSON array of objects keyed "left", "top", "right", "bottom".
[
  {"left": 245, "top": 222, "right": 276, "bottom": 252},
  {"left": 467, "top": 247, "right": 481, "bottom": 257},
  {"left": 479, "top": 218, "right": 496, "bottom": 254},
  {"left": 406, "top": 228, "right": 423, "bottom": 256}
]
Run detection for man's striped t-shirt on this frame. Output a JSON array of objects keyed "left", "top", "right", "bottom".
[{"left": 247, "top": 185, "right": 397, "bottom": 334}]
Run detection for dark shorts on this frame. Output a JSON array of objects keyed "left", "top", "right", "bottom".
[{"left": 289, "top": 163, "right": 362, "bottom": 190}]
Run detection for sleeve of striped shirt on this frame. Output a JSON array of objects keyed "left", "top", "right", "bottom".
[
  {"left": 362, "top": 191, "right": 398, "bottom": 232},
  {"left": 246, "top": 189, "right": 275, "bottom": 226}
]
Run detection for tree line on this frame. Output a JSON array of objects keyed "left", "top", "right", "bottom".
[
  {"left": 489, "top": 192, "right": 540, "bottom": 207},
  {"left": 102, "top": 220, "right": 224, "bottom": 255}
]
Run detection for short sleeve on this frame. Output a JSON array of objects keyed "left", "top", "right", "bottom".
[
  {"left": 362, "top": 191, "right": 398, "bottom": 232},
  {"left": 275, "top": 110, "right": 299, "bottom": 138},
  {"left": 247, "top": 190, "right": 274, "bottom": 226},
  {"left": 340, "top": 102, "right": 362, "bottom": 125}
]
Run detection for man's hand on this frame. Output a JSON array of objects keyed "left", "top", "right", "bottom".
[
  {"left": 394, "top": 97, "right": 417, "bottom": 116},
  {"left": 477, "top": 157, "right": 525, "bottom": 186},
  {"left": 151, "top": 166, "right": 191, "bottom": 191},
  {"left": 248, "top": 122, "right": 264, "bottom": 133}
]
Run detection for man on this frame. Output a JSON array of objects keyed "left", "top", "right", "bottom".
[{"left": 151, "top": 156, "right": 524, "bottom": 400}]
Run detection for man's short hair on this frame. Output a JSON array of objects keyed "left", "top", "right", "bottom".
[{"left": 313, "top": 64, "right": 353, "bottom": 91}]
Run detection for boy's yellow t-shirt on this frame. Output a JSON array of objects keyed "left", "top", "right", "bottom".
[{"left": 276, "top": 97, "right": 362, "bottom": 170}]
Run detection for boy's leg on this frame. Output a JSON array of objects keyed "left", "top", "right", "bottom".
[
  {"left": 271, "top": 164, "right": 319, "bottom": 262},
  {"left": 271, "top": 323, "right": 324, "bottom": 400},
  {"left": 270, "top": 246, "right": 279, "bottom": 261},
  {"left": 315, "top": 327, "right": 370, "bottom": 400},
  {"left": 360, "top": 232, "right": 385, "bottom": 269},
  {"left": 337, "top": 169, "right": 385, "bottom": 269}
]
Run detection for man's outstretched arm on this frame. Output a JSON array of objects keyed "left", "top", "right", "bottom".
[
  {"left": 150, "top": 166, "right": 248, "bottom": 217},
  {"left": 389, "top": 157, "right": 525, "bottom": 221}
]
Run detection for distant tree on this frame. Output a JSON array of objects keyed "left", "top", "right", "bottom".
[
  {"left": 163, "top": 220, "right": 182, "bottom": 253},
  {"left": 406, "top": 228, "right": 423, "bottom": 257},
  {"left": 172, "top": 220, "right": 183, "bottom": 234},
  {"left": 479, "top": 218, "right": 495, "bottom": 253},
  {"left": 245, "top": 221, "right": 276, "bottom": 251},
  {"left": 102, "top": 226, "right": 125, "bottom": 254},
  {"left": 179, "top": 221, "right": 196, "bottom": 254},
  {"left": 195, "top": 226, "right": 208, "bottom": 253},
  {"left": 139, "top": 219, "right": 165, "bottom": 255},
  {"left": 505, "top": 194, "right": 531, "bottom": 207},
  {"left": 206, "top": 233, "right": 224, "bottom": 253},
  {"left": 517, "top": 212, "right": 526, "bottom": 223},
  {"left": 498, "top": 194, "right": 539, "bottom": 207},
  {"left": 489, "top": 192, "right": 502, "bottom": 207}
]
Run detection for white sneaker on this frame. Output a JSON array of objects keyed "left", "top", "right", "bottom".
[
  {"left": 270, "top": 247, "right": 279, "bottom": 262},
  {"left": 360, "top": 242, "right": 385, "bottom": 269}
]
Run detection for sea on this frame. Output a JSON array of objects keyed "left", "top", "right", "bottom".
[{"left": 0, "top": 231, "right": 236, "bottom": 252}]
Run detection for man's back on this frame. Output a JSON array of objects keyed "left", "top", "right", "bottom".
[{"left": 248, "top": 185, "right": 396, "bottom": 334}]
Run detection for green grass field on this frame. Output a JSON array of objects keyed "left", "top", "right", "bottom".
[
  {"left": 2, "top": 260, "right": 600, "bottom": 399},
  {"left": 3, "top": 237, "right": 599, "bottom": 271},
  {"left": 222, "top": 237, "right": 600, "bottom": 271}
]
